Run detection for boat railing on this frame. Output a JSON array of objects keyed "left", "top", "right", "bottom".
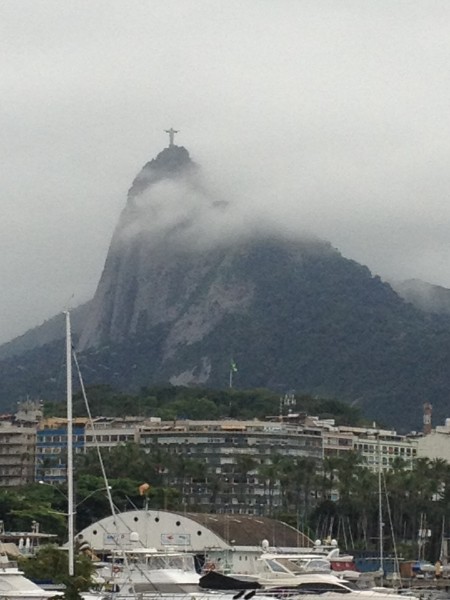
[{"left": 0, "top": 552, "right": 18, "bottom": 569}]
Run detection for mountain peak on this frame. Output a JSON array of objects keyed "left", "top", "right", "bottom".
[{"left": 128, "top": 145, "right": 196, "bottom": 200}]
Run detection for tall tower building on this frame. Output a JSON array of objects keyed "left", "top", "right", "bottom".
[{"left": 423, "top": 402, "right": 432, "bottom": 435}]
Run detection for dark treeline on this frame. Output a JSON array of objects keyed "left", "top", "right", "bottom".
[{"left": 44, "top": 384, "right": 364, "bottom": 425}]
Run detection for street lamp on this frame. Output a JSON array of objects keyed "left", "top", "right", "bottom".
[{"left": 38, "top": 480, "right": 113, "bottom": 567}]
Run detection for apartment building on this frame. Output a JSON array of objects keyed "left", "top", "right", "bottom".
[
  {"left": 304, "top": 416, "right": 417, "bottom": 470},
  {"left": 339, "top": 425, "right": 418, "bottom": 470},
  {"left": 137, "top": 418, "right": 323, "bottom": 514},
  {"left": 0, "top": 423, "right": 36, "bottom": 486},
  {"left": 33, "top": 415, "right": 323, "bottom": 512},
  {"left": 0, "top": 400, "right": 426, "bottom": 493},
  {"left": 304, "top": 417, "right": 354, "bottom": 458},
  {"left": 417, "top": 418, "right": 450, "bottom": 462},
  {"left": 84, "top": 416, "right": 143, "bottom": 450},
  {"left": 0, "top": 400, "right": 43, "bottom": 487},
  {"left": 35, "top": 417, "right": 87, "bottom": 483}
]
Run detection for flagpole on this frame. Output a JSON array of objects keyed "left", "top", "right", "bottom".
[{"left": 229, "top": 359, "right": 237, "bottom": 388}]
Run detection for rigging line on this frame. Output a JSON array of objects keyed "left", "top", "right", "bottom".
[
  {"left": 382, "top": 470, "right": 402, "bottom": 589},
  {"left": 73, "top": 349, "right": 170, "bottom": 594},
  {"left": 346, "top": 516, "right": 355, "bottom": 550},
  {"left": 72, "top": 349, "right": 139, "bottom": 598},
  {"left": 85, "top": 513, "right": 165, "bottom": 590}
]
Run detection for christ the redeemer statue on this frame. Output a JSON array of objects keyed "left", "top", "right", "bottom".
[{"left": 165, "top": 128, "right": 179, "bottom": 147}]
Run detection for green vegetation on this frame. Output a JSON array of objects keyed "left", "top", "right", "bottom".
[
  {"left": 44, "top": 384, "right": 364, "bottom": 425},
  {"left": 3, "top": 450, "right": 449, "bottom": 564},
  {"left": 19, "top": 545, "right": 94, "bottom": 600}
]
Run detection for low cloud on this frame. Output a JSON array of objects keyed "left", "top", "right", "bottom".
[
  {"left": 2, "top": 1, "right": 450, "bottom": 342},
  {"left": 115, "top": 161, "right": 323, "bottom": 258}
]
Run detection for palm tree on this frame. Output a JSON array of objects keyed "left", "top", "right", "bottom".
[
  {"left": 207, "top": 472, "right": 224, "bottom": 512},
  {"left": 319, "top": 456, "right": 341, "bottom": 502},
  {"left": 234, "top": 454, "right": 257, "bottom": 511},
  {"left": 257, "top": 461, "right": 276, "bottom": 516}
]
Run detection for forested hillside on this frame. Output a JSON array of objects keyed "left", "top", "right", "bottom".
[
  {"left": 44, "top": 385, "right": 364, "bottom": 425},
  {"left": 3, "top": 144, "right": 450, "bottom": 431}
]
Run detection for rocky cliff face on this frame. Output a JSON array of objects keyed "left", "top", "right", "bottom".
[
  {"left": 78, "top": 144, "right": 253, "bottom": 354},
  {"left": 77, "top": 143, "right": 347, "bottom": 390}
]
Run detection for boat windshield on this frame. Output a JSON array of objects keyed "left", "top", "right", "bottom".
[
  {"left": 265, "top": 558, "right": 302, "bottom": 574},
  {"left": 290, "top": 558, "right": 331, "bottom": 572},
  {"left": 145, "top": 554, "right": 196, "bottom": 571},
  {"left": 339, "top": 581, "right": 359, "bottom": 591}
]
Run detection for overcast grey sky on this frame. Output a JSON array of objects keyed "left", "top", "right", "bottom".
[{"left": 2, "top": 0, "right": 450, "bottom": 343}]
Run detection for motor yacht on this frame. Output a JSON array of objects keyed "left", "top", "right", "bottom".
[
  {"left": 93, "top": 548, "right": 201, "bottom": 595},
  {"left": 201, "top": 570, "right": 417, "bottom": 600},
  {"left": 214, "top": 550, "right": 360, "bottom": 588},
  {"left": 262, "top": 572, "right": 415, "bottom": 599},
  {"left": 0, "top": 554, "right": 63, "bottom": 600}
]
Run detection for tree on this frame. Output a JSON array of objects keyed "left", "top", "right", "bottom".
[
  {"left": 234, "top": 455, "right": 257, "bottom": 508},
  {"left": 258, "top": 454, "right": 286, "bottom": 516},
  {"left": 19, "top": 545, "right": 95, "bottom": 600}
]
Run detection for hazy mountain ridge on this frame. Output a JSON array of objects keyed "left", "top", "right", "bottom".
[
  {"left": 3, "top": 144, "right": 450, "bottom": 430},
  {"left": 1, "top": 235, "right": 448, "bottom": 430},
  {"left": 391, "top": 278, "right": 450, "bottom": 315},
  {"left": 0, "top": 302, "right": 90, "bottom": 361}
]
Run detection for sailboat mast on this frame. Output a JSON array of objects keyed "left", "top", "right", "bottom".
[
  {"left": 378, "top": 434, "right": 383, "bottom": 584},
  {"left": 65, "top": 311, "right": 75, "bottom": 577}
]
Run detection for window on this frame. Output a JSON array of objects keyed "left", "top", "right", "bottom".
[{"left": 265, "top": 559, "right": 289, "bottom": 573}]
